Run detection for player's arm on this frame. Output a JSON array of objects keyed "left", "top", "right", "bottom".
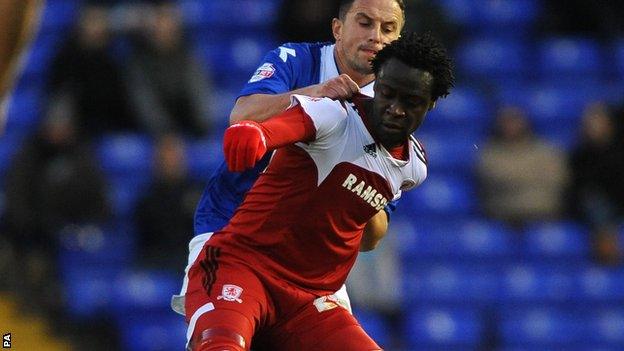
[
  {"left": 360, "top": 210, "right": 388, "bottom": 252},
  {"left": 223, "top": 104, "right": 316, "bottom": 172},
  {"left": 230, "top": 74, "right": 360, "bottom": 124}
]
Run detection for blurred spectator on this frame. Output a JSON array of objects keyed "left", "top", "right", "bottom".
[
  {"left": 126, "top": 2, "right": 214, "bottom": 138},
  {"left": 2, "top": 110, "right": 110, "bottom": 314},
  {"left": 276, "top": 0, "right": 339, "bottom": 43},
  {"left": 568, "top": 102, "right": 624, "bottom": 265},
  {"left": 477, "top": 106, "right": 569, "bottom": 228},
  {"left": 47, "top": 4, "right": 140, "bottom": 138},
  {"left": 134, "top": 133, "right": 202, "bottom": 272},
  {"left": 541, "top": 0, "right": 624, "bottom": 38}
]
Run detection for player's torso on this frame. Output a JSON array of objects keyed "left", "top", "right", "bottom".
[{"left": 216, "top": 99, "right": 426, "bottom": 293}]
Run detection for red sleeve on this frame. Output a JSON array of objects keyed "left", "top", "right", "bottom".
[{"left": 256, "top": 104, "right": 316, "bottom": 150}]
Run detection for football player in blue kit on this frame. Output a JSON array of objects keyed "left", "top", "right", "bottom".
[{"left": 173, "top": 0, "right": 406, "bottom": 318}]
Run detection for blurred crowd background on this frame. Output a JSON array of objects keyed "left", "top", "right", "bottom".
[{"left": 1, "top": 0, "right": 623, "bottom": 350}]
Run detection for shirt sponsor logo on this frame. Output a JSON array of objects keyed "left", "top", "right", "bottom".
[
  {"left": 249, "top": 63, "right": 275, "bottom": 83},
  {"left": 341, "top": 173, "right": 388, "bottom": 211},
  {"left": 217, "top": 284, "right": 243, "bottom": 303}
]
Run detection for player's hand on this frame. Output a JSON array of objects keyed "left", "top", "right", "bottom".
[
  {"left": 223, "top": 121, "right": 267, "bottom": 172},
  {"left": 315, "top": 74, "right": 360, "bottom": 100}
]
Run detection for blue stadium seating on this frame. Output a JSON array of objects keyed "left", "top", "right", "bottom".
[
  {"left": 106, "top": 174, "right": 151, "bottom": 219},
  {"left": 180, "top": 0, "right": 280, "bottom": 29},
  {"left": 572, "top": 266, "right": 624, "bottom": 302},
  {"left": 499, "top": 307, "right": 584, "bottom": 347},
  {"left": 96, "top": 134, "right": 154, "bottom": 177},
  {"left": 400, "top": 175, "right": 477, "bottom": 217},
  {"left": 117, "top": 311, "right": 187, "bottom": 351},
  {"left": 496, "top": 264, "right": 575, "bottom": 303},
  {"left": 186, "top": 137, "right": 224, "bottom": 181},
  {"left": 58, "top": 222, "right": 136, "bottom": 268},
  {"left": 477, "top": 0, "right": 541, "bottom": 32},
  {"left": 521, "top": 221, "right": 590, "bottom": 259},
  {"left": 404, "top": 307, "right": 483, "bottom": 349},
  {"left": 416, "top": 131, "right": 481, "bottom": 174},
  {"left": 419, "top": 85, "right": 493, "bottom": 138},
  {"left": 584, "top": 309, "right": 624, "bottom": 346},
  {"left": 18, "top": 33, "right": 65, "bottom": 87},
  {"left": 397, "top": 218, "right": 518, "bottom": 260},
  {"left": 403, "top": 263, "right": 498, "bottom": 304},
  {"left": 537, "top": 37, "right": 604, "bottom": 80},
  {"left": 454, "top": 37, "right": 529, "bottom": 81},
  {"left": 62, "top": 265, "right": 120, "bottom": 319},
  {"left": 110, "top": 269, "right": 180, "bottom": 313}
]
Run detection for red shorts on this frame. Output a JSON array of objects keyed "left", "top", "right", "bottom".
[{"left": 184, "top": 243, "right": 381, "bottom": 350}]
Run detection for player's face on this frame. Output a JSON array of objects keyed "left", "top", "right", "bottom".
[
  {"left": 371, "top": 58, "right": 435, "bottom": 148},
  {"left": 333, "top": 0, "right": 403, "bottom": 75}
]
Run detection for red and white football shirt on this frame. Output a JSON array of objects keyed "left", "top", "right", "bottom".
[{"left": 211, "top": 94, "right": 427, "bottom": 295}]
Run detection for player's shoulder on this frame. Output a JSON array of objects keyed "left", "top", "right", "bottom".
[
  {"left": 272, "top": 41, "right": 333, "bottom": 60},
  {"left": 409, "top": 136, "right": 428, "bottom": 166}
]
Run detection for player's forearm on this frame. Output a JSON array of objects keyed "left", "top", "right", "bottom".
[
  {"left": 360, "top": 210, "right": 389, "bottom": 252},
  {"left": 229, "top": 85, "right": 325, "bottom": 125}
]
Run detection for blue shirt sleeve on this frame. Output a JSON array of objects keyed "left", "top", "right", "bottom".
[
  {"left": 237, "top": 42, "right": 318, "bottom": 98},
  {"left": 383, "top": 199, "right": 400, "bottom": 222}
]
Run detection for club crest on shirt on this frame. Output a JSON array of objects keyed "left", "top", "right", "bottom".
[
  {"left": 249, "top": 63, "right": 275, "bottom": 83},
  {"left": 217, "top": 284, "right": 243, "bottom": 303}
]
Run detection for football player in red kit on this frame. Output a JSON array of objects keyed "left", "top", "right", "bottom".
[{"left": 184, "top": 32, "right": 454, "bottom": 351}]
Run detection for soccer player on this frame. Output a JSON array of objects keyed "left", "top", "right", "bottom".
[
  {"left": 184, "top": 32, "right": 455, "bottom": 351},
  {"left": 173, "top": 0, "right": 406, "bottom": 316}
]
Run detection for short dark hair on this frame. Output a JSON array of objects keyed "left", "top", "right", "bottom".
[
  {"left": 338, "top": 0, "right": 405, "bottom": 21},
  {"left": 372, "top": 32, "right": 455, "bottom": 100}
]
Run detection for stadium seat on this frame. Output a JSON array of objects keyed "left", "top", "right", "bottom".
[
  {"left": 106, "top": 174, "right": 151, "bottom": 219},
  {"left": 400, "top": 175, "right": 477, "bottom": 217},
  {"left": 439, "top": 0, "right": 481, "bottom": 29},
  {"left": 403, "top": 263, "right": 497, "bottom": 304},
  {"left": 416, "top": 131, "right": 481, "bottom": 174},
  {"left": 585, "top": 309, "right": 624, "bottom": 346},
  {"left": 496, "top": 264, "right": 575, "bottom": 303},
  {"left": 191, "top": 32, "right": 278, "bottom": 89},
  {"left": 537, "top": 37, "right": 604, "bottom": 80},
  {"left": 499, "top": 307, "right": 584, "bottom": 347},
  {"left": 62, "top": 265, "right": 120, "bottom": 319},
  {"left": 117, "top": 311, "right": 187, "bottom": 351},
  {"left": 404, "top": 307, "right": 483, "bottom": 348},
  {"left": 496, "top": 84, "right": 598, "bottom": 149},
  {"left": 18, "top": 33, "right": 65, "bottom": 86},
  {"left": 521, "top": 221, "right": 590, "bottom": 259},
  {"left": 110, "top": 269, "right": 180, "bottom": 313},
  {"left": 477, "top": 0, "right": 541, "bottom": 32},
  {"left": 454, "top": 37, "right": 529, "bottom": 81},
  {"left": 186, "top": 137, "right": 224, "bottom": 181},
  {"left": 573, "top": 265, "right": 624, "bottom": 302},
  {"left": 419, "top": 86, "right": 493, "bottom": 138},
  {"left": 180, "top": 0, "right": 280, "bottom": 29},
  {"left": 96, "top": 133, "right": 154, "bottom": 177},
  {"left": 398, "top": 218, "right": 517, "bottom": 260},
  {"left": 57, "top": 222, "right": 136, "bottom": 268}
]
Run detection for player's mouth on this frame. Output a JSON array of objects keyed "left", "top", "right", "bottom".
[
  {"left": 381, "top": 121, "right": 403, "bottom": 132},
  {"left": 360, "top": 48, "right": 378, "bottom": 57}
]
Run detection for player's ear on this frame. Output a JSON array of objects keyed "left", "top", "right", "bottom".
[{"left": 332, "top": 18, "right": 343, "bottom": 41}]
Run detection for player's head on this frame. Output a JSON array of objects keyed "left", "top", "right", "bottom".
[
  {"left": 369, "top": 32, "right": 454, "bottom": 148},
  {"left": 332, "top": 0, "right": 405, "bottom": 76}
]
